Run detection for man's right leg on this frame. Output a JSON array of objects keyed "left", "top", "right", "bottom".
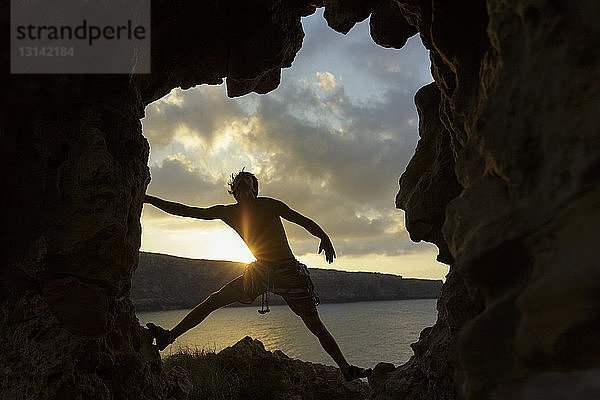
[{"left": 153, "top": 276, "right": 250, "bottom": 348}]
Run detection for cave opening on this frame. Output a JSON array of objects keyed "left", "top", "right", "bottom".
[
  {"left": 4, "top": 1, "right": 595, "bottom": 399},
  {"left": 139, "top": 9, "right": 442, "bottom": 276},
  {"left": 134, "top": 9, "right": 446, "bottom": 366}
]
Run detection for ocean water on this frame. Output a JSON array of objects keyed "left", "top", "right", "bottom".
[{"left": 137, "top": 299, "right": 437, "bottom": 369}]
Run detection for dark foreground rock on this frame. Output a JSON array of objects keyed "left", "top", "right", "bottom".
[
  {"left": 368, "top": 1, "right": 600, "bottom": 400},
  {"left": 163, "top": 336, "right": 371, "bottom": 400},
  {"left": 1, "top": 1, "right": 310, "bottom": 397},
  {"left": 133, "top": 252, "right": 442, "bottom": 311}
]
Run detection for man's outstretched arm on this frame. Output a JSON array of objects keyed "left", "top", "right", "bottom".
[
  {"left": 144, "top": 195, "right": 229, "bottom": 220},
  {"left": 272, "top": 199, "right": 336, "bottom": 263}
]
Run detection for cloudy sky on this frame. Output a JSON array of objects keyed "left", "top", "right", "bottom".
[{"left": 140, "top": 9, "right": 448, "bottom": 280}]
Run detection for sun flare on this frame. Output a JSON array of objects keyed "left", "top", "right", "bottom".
[{"left": 141, "top": 219, "right": 255, "bottom": 264}]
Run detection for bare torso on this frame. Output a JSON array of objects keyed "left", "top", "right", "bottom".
[{"left": 221, "top": 198, "right": 295, "bottom": 262}]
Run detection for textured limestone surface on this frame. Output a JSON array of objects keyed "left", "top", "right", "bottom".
[
  {"left": 1, "top": 0, "right": 598, "bottom": 399},
  {"left": 368, "top": 1, "right": 600, "bottom": 399},
  {"left": 0, "top": 1, "right": 312, "bottom": 398}
]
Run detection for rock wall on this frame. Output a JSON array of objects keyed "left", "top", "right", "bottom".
[
  {"left": 445, "top": 1, "right": 600, "bottom": 397},
  {"left": 364, "top": 1, "right": 600, "bottom": 399},
  {"left": 0, "top": 73, "right": 167, "bottom": 399},
  {"left": 0, "top": 1, "right": 312, "bottom": 398},
  {"left": 1, "top": 0, "right": 598, "bottom": 398},
  {"left": 369, "top": 82, "right": 483, "bottom": 400}
]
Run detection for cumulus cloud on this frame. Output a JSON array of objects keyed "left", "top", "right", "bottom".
[
  {"left": 315, "top": 71, "right": 338, "bottom": 91},
  {"left": 143, "top": 155, "right": 231, "bottom": 220},
  {"left": 238, "top": 80, "right": 418, "bottom": 208},
  {"left": 289, "top": 231, "right": 421, "bottom": 258},
  {"left": 142, "top": 86, "right": 248, "bottom": 148}
]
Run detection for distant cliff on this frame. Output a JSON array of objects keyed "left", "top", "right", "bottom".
[{"left": 132, "top": 252, "right": 442, "bottom": 311}]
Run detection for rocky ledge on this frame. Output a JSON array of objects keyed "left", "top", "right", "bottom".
[{"left": 163, "top": 336, "right": 370, "bottom": 400}]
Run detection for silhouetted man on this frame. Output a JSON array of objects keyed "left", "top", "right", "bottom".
[{"left": 144, "top": 170, "right": 371, "bottom": 381}]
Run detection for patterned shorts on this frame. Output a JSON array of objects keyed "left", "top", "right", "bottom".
[{"left": 237, "top": 258, "right": 320, "bottom": 317}]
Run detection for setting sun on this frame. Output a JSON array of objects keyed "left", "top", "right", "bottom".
[{"left": 141, "top": 218, "right": 255, "bottom": 263}]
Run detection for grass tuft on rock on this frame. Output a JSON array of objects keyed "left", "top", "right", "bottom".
[
  {"left": 163, "top": 346, "right": 284, "bottom": 400},
  {"left": 162, "top": 337, "right": 371, "bottom": 400}
]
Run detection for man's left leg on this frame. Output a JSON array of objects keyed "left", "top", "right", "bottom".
[
  {"left": 299, "top": 312, "right": 372, "bottom": 381},
  {"left": 278, "top": 269, "right": 372, "bottom": 381},
  {"left": 300, "top": 312, "right": 350, "bottom": 372}
]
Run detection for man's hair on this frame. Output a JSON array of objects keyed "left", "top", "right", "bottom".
[{"left": 228, "top": 169, "right": 258, "bottom": 197}]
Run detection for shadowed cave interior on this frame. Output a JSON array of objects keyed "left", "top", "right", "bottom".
[{"left": 1, "top": 1, "right": 599, "bottom": 399}]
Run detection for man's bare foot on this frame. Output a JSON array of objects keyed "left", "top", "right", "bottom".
[
  {"left": 146, "top": 323, "right": 174, "bottom": 351},
  {"left": 342, "top": 365, "right": 372, "bottom": 382}
]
